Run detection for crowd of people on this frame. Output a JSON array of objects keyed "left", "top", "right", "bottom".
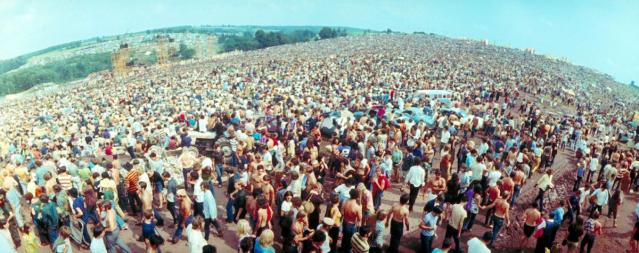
[{"left": 0, "top": 34, "right": 638, "bottom": 253}]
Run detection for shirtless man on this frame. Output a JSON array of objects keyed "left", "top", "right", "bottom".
[
  {"left": 520, "top": 202, "right": 541, "bottom": 249},
  {"left": 292, "top": 211, "right": 313, "bottom": 247},
  {"left": 252, "top": 165, "right": 267, "bottom": 190},
  {"left": 481, "top": 191, "right": 511, "bottom": 245},
  {"left": 139, "top": 182, "right": 154, "bottom": 223},
  {"left": 499, "top": 174, "right": 515, "bottom": 201},
  {"left": 261, "top": 174, "right": 276, "bottom": 207},
  {"left": 104, "top": 201, "right": 131, "bottom": 253},
  {"left": 171, "top": 189, "right": 192, "bottom": 243},
  {"left": 427, "top": 170, "right": 447, "bottom": 195},
  {"left": 511, "top": 167, "right": 526, "bottom": 205},
  {"left": 341, "top": 189, "right": 362, "bottom": 253},
  {"left": 385, "top": 193, "right": 410, "bottom": 253},
  {"left": 255, "top": 197, "right": 273, "bottom": 237}
]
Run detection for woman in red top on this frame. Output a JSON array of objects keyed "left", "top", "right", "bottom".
[
  {"left": 372, "top": 168, "right": 389, "bottom": 211},
  {"left": 104, "top": 142, "right": 113, "bottom": 156}
]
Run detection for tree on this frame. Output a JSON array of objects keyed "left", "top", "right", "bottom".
[
  {"left": 178, "top": 43, "right": 195, "bottom": 60},
  {"left": 319, "top": 27, "right": 337, "bottom": 40}
]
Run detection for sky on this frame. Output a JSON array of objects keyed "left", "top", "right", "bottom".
[{"left": 0, "top": 0, "right": 637, "bottom": 83}]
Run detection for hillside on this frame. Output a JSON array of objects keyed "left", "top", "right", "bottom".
[{"left": 0, "top": 25, "right": 367, "bottom": 96}]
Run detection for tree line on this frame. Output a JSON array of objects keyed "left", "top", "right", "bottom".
[
  {"left": 219, "top": 27, "right": 346, "bottom": 52},
  {"left": 0, "top": 53, "right": 112, "bottom": 96}
]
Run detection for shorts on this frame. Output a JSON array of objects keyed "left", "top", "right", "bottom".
[{"left": 523, "top": 224, "right": 535, "bottom": 237}]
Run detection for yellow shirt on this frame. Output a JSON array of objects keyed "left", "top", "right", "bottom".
[
  {"left": 22, "top": 231, "right": 38, "bottom": 253},
  {"left": 450, "top": 203, "right": 467, "bottom": 230},
  {"left": 537, "top": 174, "right": 554, "bottom": 190}
]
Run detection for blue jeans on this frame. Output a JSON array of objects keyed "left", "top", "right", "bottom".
[
  {"left": 491, "top": 215, "right": 505, "bottom": 245},
  {"left": 341, "top": 222, "right": 357, "bottom": 253},
  {"left": 106, "top": 227, "right": 131, "bottom": 253},
  {"left": 420, "top": 234, "right": 434, "bottom": 253},
  {"left": 172, "top": 215, "right": 193, "bottom": 241},
  {"left": 373, "top": 191, "right": 383, "bottom": 210},
  {"left": 182, "top": 168, "right": 192, "bottom": 191},
  {"left": 226, "top": 198, "right": 235, "bottom": 222},
  {"left": 464, "top": 212, "right": 477, "bottom": 230},
  {"left": 511, "top": 184, "right": 521, "bottom": 205},
  {"left": 153, "top": 208, "right": 164, "bottom": 226},
  {"left": 215, "top": 164, "right": 223, "bottom": 185}
]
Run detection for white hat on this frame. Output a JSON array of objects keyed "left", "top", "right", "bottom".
[{"left": 322, "top": 217, "right": 334, "bottom": 226}]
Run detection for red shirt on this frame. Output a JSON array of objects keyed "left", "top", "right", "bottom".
[
  {"left": 372, "top": 175, "right": 389, "bottom": 195},
  {"left": 105, "top": 145, "right": 113, "bottom": 156}
]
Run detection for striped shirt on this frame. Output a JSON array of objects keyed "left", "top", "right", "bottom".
[
  {"left": 125, "top": 170, "right": 140, "bottom": 193},
  {"left": 351, "top": 233, "right": 370, "bottom": 253},
  {"left": 57, "top": 174, "right": 73, "bottom": 191}
]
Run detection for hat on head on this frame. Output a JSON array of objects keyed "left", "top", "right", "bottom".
[
  {"left": 177, "top": 189, "right": 187, "bottom": 197},
  {"left": 322, "top": 217, "right": 334, "bottom": 226}
]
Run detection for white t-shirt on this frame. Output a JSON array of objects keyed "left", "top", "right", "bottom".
[
  {"left": 193, "top": 179, "right": 204, "bottom": 203},
  {"left": 187, "top": 229, "right": 207, "bottom": 253},
  {"left": 471, "top": 162, "right": 486, "bottom": 181},
  {"left": 467, "top": 237, "right": 491, "bottom": 253},
  {"left": 487, "top": 170, "right": 502, "bottom": 187},
  {"left": 90, "top": 237, "right": 108, "bottom": 253}
]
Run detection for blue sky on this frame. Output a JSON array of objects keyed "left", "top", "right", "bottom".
[{"left": 1, "top": 0, "right": 637, "bottom": 83}]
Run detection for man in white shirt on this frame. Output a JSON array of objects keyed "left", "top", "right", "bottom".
[
  {"left": 468, "top": 231, "right": 492, "bottom": 253},
  {"left": 440, "top": 128, "right": 451, "bottom": 151},
  {"left": 405, "top": 157, "right": 426, "bottom": 212},
  {"left": 589, "top": 184, "right": 609, "bottom": 215},
  {"left": 471, "top": 156, "right": 487, "bottom": 183},
  {"left": 191, "top": 172, "right": 205, "bottom": 218},
  {"left": 587, "top": 155, "right": 599, "bottom": 184}
]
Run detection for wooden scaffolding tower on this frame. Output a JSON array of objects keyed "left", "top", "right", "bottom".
[
  {"left": 156, "top": 35, "right": 170, "bottom": 65},
  {"left": 111, "top": 44, "right": 129, "bottom": 77},
  {"left": 207, "top": 34, "right": 216, "bottom": 59}
]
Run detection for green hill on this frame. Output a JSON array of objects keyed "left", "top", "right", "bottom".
[{"left": 0, "top": 25, "right": 368, "bottom": 96}]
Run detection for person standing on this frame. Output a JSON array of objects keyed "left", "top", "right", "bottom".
[
  {"left": 520, "top": 203, "right": 541, "bottom": 249},
  {"left": 580, "top": 212, "right": 603, "bottom": 253},
  {"left": 467, "top": 231, "right": 492, "bottom": 253},
  {"left": 534, "top": 169, "right": 554, "bottom": 211},
  {"left": 370, "top": 210, "right": 386, "bottom": 253},
  {"left": 564, "top": 217, "right": 584, "bottom": 253},
  {"left": 535, "top": 212, "right": 560, "bottom": 253},
  {"left": 341, "top": 189, "right": 362, "bottom": 253},
  {"left": 351, "top": 226, "right": 371, "bottom": 253},
  {"left": 419, "top": 206, "right": 442, "bottom": 253},
  {"left": 171, "top": 189, "right": 193, "bottom": 243},
  {"left": 90, "top": 225, "right": 108, "bottom": 253},
  {"left": 481, "top": 191, "right": 511, "bottom": 246},
  {"left": 163, "top": 172, "right": 178, "bottom": 227},
  {"left": 386, "top": 193, "right": 410, "bottom": 253},
  {"left": 405, "top": 158, "right": 426, "bottom": 212},
  {"left": 104, "top": 201, "right": 131, "bottom": 253},
  {"left": 202, "top": 183, "right": 221, "bottom": 240},
  {"left": 444, "top": 195, "right": 467, "bottom": 253},
  {"left": 589, "top": 184, "right": 609, "bottom": 216}
]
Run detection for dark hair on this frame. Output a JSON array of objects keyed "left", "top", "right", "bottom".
[
  {"left": 442, "top": 239, "right": 452, "bottom": 249},
  {"left": 481, "top": 231, "right": 493, "bottom": 242},
  {"left": 312, "top": 230, "right": 327, "bottom": 243},
  {"left": 68, "top": 188, "right": 79, "bottom": 198},
  {"left": 349, "top": 188, "right": 359, "bottom": 199},
  {"left": 202, "top": 244, "right": 217, "bottom": 253},
  {"left": 399, "top": 193, "right": 410, "bottom": 205},
  {"left": 93, "top": 224, "right": 105, "bottom": 237},
  {"left": 239, "top": 237, "right": 253, "bottom": 253},
  {"left": 358, "top": 226, "right": 370, "bottom": 236}
]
